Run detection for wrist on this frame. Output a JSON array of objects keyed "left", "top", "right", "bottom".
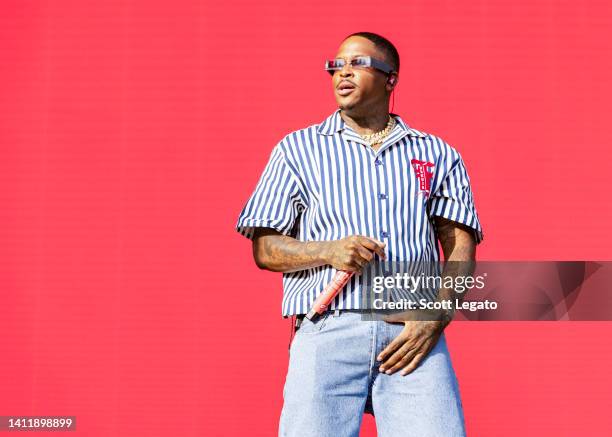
[{"left": 306, "top": 241, "right": 329, "bottom": 266}]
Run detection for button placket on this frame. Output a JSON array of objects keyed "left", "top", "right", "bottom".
[{"left": 375, "top": 154, "right": 390, "bottom": 244}]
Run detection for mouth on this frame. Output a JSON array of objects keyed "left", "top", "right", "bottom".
[{"left": 337, "top": 81, "right": 356, "bottom": 96}]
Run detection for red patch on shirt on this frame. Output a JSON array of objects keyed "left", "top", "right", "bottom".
[{"left": 410, "top": 159, "right": 435, "bottom": 198}]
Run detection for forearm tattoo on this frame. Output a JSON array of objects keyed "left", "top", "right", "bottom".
[
  {"left": 434, "top": 216, "right": 477, "bottom": 311},
  {"left": 252, "top": 228, "right": 327, "bottom": 273}
]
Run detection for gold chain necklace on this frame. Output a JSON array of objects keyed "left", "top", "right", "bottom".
[{"left": 359, "top": 116, "right": 396, "bottom": 146}]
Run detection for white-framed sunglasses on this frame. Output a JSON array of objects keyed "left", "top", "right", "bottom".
[{"left": 324, "top": 55, "right": 395, "bottom": 76}]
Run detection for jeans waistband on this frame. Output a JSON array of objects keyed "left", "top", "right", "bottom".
[{"left": 296, "top": 308, "right": 367, "bottom": 320}]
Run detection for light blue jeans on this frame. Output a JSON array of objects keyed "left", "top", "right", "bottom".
[{"left": 279, "top": 310, "right": 466, "bottom": 437}]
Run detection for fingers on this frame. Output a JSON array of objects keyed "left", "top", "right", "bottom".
[
  {"left": 377, "top": 333, "right": 406, "bottom": 363},
  {"left": 357, "top": 236, "right": 387, "bottom": 260},
  {"left": 377, "top": 322, "right": 439, "bottom": 376},
  {"left": 345, "top": 260, "right": 366, "bottom": 273},
  {"left": 380, "top": 340, "right": 430, "bottom": 376},
  {"left": 378, "top": 333, "right": 418, "bottom": 370},
  {"left": 342, "top": 238, "right": 383, "bottom": 272},
  {"left": 343, "top": 248, "right": 371, "bottom": 272},
  {"left": 400, "top": 352, "right": 426, "bottom": 376},
  {"left": 355, "top": 246, "right": 374, "bottom": 264},
  {"left": 379, "top": 341, "right": 416, "bottom": 374},
  {"left": 330, "top": 235, "right": 387, "bottom": 272}
]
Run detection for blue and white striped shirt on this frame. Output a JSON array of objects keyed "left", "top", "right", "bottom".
[{"left": 236, "top": 109, "right": 484, "bottom": 316}]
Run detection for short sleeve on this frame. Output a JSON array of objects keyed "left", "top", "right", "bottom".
[
  {"left": 428, "top": 149, "right": 484, "bottom": 244},
  {"left": 235, "top": 144, "right": 308, "bottom": 240}
]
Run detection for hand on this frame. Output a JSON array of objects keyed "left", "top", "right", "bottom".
[
  {"left": 322, "top": 235, "right": 386, "bottom": 273},
  {"left": 377, "top": 320, "right": 447, "bottom": 376}
]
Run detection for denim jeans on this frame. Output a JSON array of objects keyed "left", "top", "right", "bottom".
[{"left": 279, "top": 310, "right": 466, "bottom": 437}]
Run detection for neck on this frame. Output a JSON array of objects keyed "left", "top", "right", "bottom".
[{"left": 339, "top": 108, "right": 391, "bottom": 136}]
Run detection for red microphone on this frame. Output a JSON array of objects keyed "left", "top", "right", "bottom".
[{"left": 305, "top": 270, "right": 354, "bottom": 320}]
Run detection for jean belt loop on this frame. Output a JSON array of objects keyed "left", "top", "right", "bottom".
[{"left": 334, "top": 308, "right": 340, "bottom": 317}]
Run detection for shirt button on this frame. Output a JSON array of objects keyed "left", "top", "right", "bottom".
[
  {"left": 380, "top": 231, "right": 389, "bottom": 238},
  {"left": 378, "top": 193, "right": 388, "bottom": 200},
  {"left": 375, "top": 159, "right": 383, "bottom": 166}
]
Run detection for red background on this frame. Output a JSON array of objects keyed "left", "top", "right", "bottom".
[{"left": 2, "top": 1, "right": 611, "bottom": 435}]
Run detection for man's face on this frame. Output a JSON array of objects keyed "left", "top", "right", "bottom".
[{"left": 331, "top": 36, "right": 394, "bottom": 112}]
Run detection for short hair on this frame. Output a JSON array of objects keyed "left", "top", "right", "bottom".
[{"left": 343, "top": 31, "right": 400, "bottom": 73}]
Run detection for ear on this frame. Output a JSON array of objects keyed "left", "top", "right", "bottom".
[{"left": 386, "top": 73, "right": 398, "bottom": 90}]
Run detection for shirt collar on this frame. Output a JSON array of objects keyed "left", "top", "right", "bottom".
[{"left": 316, "top": 108, "right": 428, "bottom": 138}]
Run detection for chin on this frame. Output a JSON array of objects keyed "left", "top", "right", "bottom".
[{"left": 337, "top": 99, "right": 358, "bottom": 111}]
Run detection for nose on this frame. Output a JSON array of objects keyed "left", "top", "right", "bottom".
[{"left": 339, "top": 64, "right": 353, "bottom": 78}]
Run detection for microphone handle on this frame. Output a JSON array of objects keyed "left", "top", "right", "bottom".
[{"left": 305, "top": 270, "right": 354, "bottom": 320}]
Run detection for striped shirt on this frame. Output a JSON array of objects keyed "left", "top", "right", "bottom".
[{"left": 236, "top": 108, "right": 484, "bottom": 316}]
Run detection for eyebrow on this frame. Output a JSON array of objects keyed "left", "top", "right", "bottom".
[{"left": 333, "top": 53, "right": 368, "bottom": 58}]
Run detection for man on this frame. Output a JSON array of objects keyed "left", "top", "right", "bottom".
[{"left": 235, "top": 31, "right": 483, "bottom": 437}]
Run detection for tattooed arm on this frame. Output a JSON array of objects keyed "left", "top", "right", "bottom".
[
  {"left": 252, "top": 228, "right": 386, "bottom": 274},
  {"left": 434, "top": 216, "right": 477, "bottom": 322},
  {"left": 377, "top": 217, "right": 477, "bottom": 376}
]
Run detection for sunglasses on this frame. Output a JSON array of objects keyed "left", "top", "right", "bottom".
[{"left": 324, "top": 55, "right": 395, "bottom": 76}]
